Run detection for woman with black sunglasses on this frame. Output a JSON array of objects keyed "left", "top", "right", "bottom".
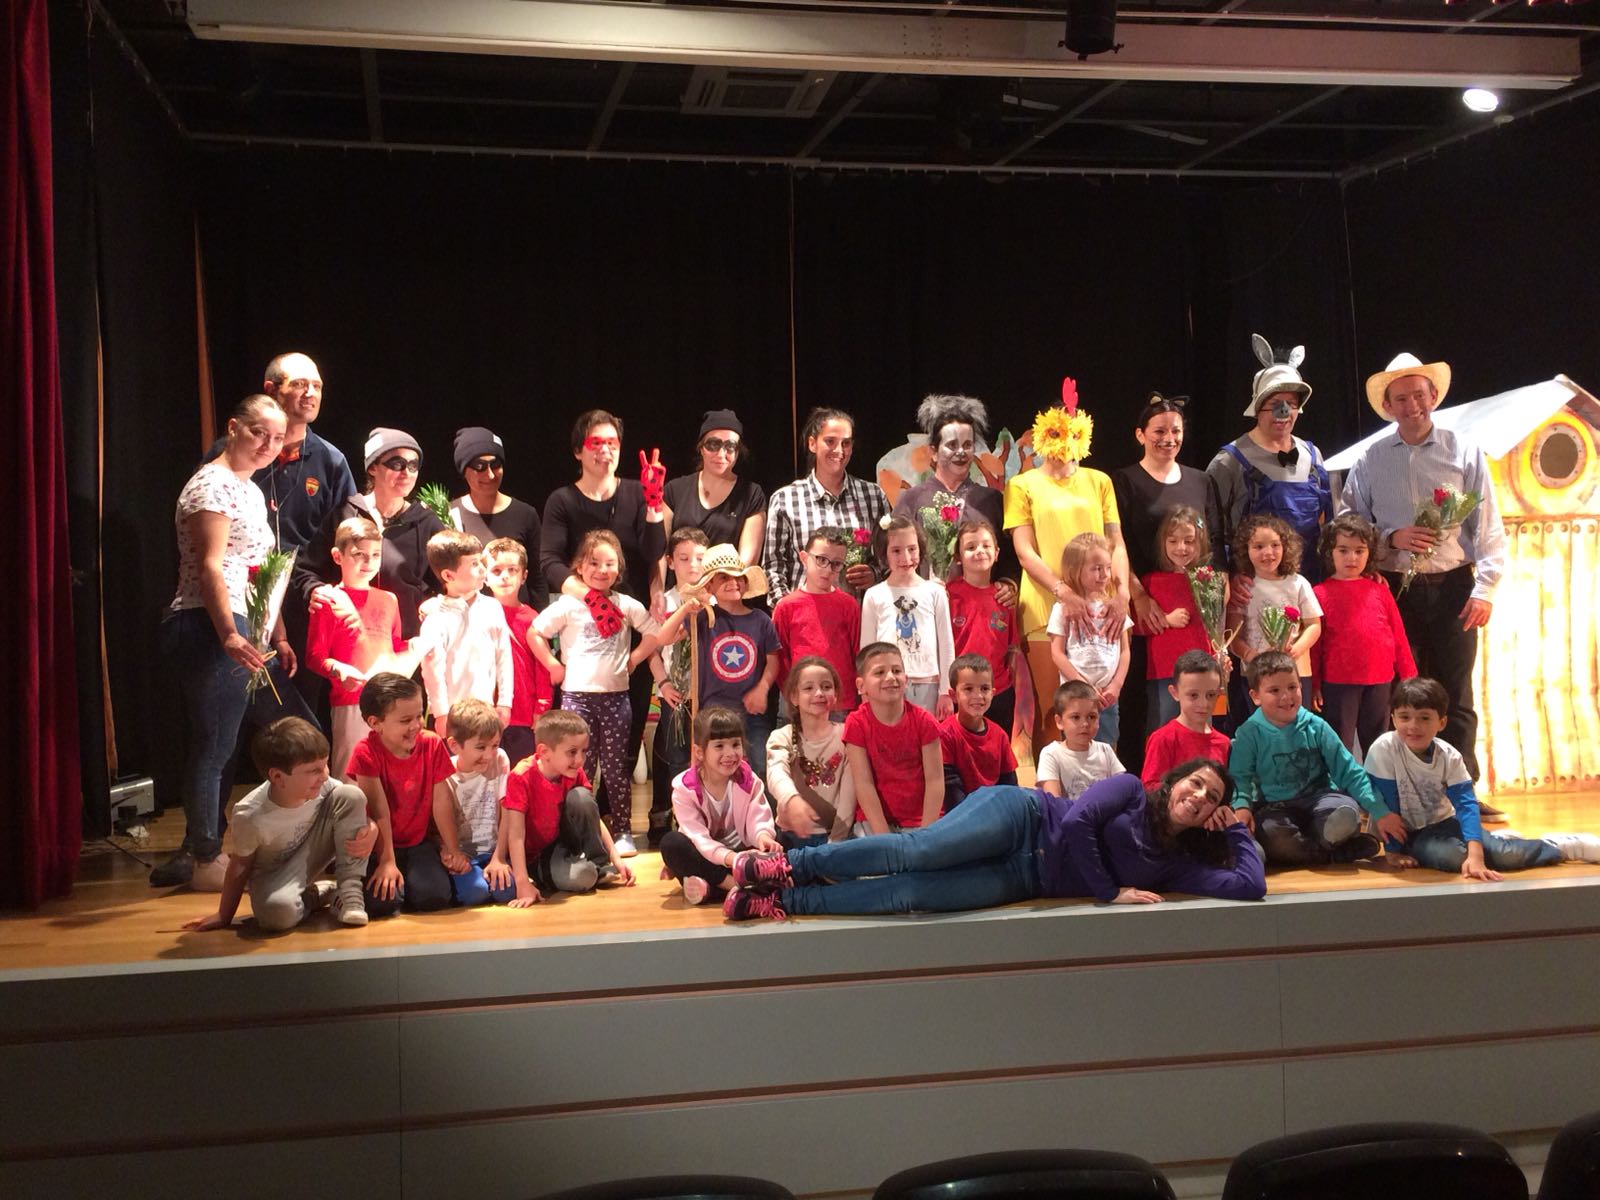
[
  {"left": 293, "top": 426, "right": 446, "bottom": 641},
  {"left": 448, "top": 426, "right": 545, "bottom": 607},
  {"left": 660, "top": 410, "right": 767, "bottom": 569}
]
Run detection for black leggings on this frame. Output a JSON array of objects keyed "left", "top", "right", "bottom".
[{"left": 659, "top": 830, "right": 733, "bottom": 895}]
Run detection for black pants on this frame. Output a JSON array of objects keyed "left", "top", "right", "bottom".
[
  {"left": 648, "top": 702, "right": 690, "bottom": 846},
  {"left": 658, "top": 830, "right": 732, "bottom": 895},
  {"left": 1384, "top": 566, "right": 1480, "bottom": 779},
  {"left": 1319, "top": 681, "right": 1393, "bottom": 759},
  {"left": 364, "top": 840, "right": 452, "bottom": 916},
  {"left": 531, "top": 788, "right": 613, "bottom": 893}
]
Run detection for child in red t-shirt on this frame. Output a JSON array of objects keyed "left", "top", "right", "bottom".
[
  {"left": 1311, "top": 514, "right": 1417, "bottom": 755},
  {"left": 939, "top": 654, "right": 1018, "bottom": 810},
  {"left": 1142, "top": 650, "right": 1232, "bottom": 789},
  {"left": 772, "top": 526, "right": 863, "bottom": 711},
  {"left": 843, "top": 643, "right": 943, "bottom": 832},
  {"left": 347, "top": 673, "right": 456, "bottom": 915},
  {"left": 484, "top": 536, "right": 553, "bottom": 768},
  {"left": 1138, "top": 505, "right": 1219, "bottom": 734},
  {"left": 307, "top": 517, "right": 404, "bottom": 783},
  {"left": 499, "top": 709, "right": 634, "bottom": 903},
  {"left": 944, "top": 519, "right": 1021, "bottom": 738}
]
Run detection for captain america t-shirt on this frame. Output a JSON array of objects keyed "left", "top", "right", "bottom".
[{"left": 692, "top": 607, "right": 782, "bottom": 711}]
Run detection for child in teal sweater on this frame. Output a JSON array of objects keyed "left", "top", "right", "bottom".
[{"left": 1227, "top": 651, "right": 1405, "bottom": 868}]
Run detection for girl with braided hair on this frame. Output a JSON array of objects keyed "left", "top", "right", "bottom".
[{"left": 766, "top": 657, "right": 857, "bottom": 846}]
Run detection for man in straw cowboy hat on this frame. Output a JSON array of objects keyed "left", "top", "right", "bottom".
[{"left": 1341, "top": 352, "right": 1507, "bottom": 806}]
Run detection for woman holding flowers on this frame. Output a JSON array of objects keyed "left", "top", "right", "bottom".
[
  {"left": 1004, "top": 380, "right": 1128, "bottom": 755},
  {"left": 893, "top": 394, "right": 1011, "bottom": 582},
  {"left": 151, "top": 394, "right": 319, "bottom": 890}
]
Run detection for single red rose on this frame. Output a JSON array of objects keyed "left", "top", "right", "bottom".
[
  {"left": 939, "top": 504, "right": 961, "bottom": 521},
  {"left": 1432, "top": 487, "right": 1448, "bottom": 506},
  {"left": 852, "top": 527, "right": 871, "bottom": 545},
  {"left": 1283, "top": 605, "right": 1300, "bottom": 621},
  {"left": 248, "top": 564, "right": 261, "bottom": 582},
  {"left": 1195, "top": 566, "right": 1213, "bottom": 581}
]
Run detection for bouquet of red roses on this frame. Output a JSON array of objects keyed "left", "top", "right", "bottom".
[
  {"left": 1398, "top": 485, "right": 1482, "bottom": 595},
  {"left": 915, "top": 491, "right": 964, "bottom": 578},
  {"left": 1259, "top": 604, "right": 1300, "bottom": 653},
  {"left": 1185, "top": 565, "right": 1231, "bottom": 662},
  {"left": 844, "top": 526, "right": 874, "bottom": 570}
]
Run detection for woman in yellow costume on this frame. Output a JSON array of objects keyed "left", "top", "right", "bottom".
[{"left": 1003, "top": 379, "right": 1131, "bottom": 756}]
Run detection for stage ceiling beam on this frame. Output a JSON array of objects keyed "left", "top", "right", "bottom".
[{"left": 187, "top": 0, "right": 1581, "bottom": 90}]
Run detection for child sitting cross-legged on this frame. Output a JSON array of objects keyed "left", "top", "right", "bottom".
[
  {"left": 939, "top": 653, "right": 1019, "bottom": 810},
  {"left": 662, "top": 705, "right": 782, "bottom": 906},
  {"left": 415, "top": 529, "right": 515, "bottom": 736},
  {"left": 347, "top": 672, "right": 456, "bottom": 914},
  {"left": 501, "top": 709, "right": 635, "bottom": 905},
  {"left": 844, "top": 642, "right": 944, "bottom": 833},
  {"left": 1141, "top": 650, "right": 1231, "bottom": 790},
  {"left": 433, "top": 698, "right": 515, "bottom": 907},
  {"left": 1366, "top": 677, "right": 1600, "bottom": 879},
  {"left": 184, "top": 717, "right": 377, "bottom": 933},
  {"left": 1227, "top": 650, "right": 1399, "bottom": 868},
  {"left": 1036, "top": 680, "right": 1125, "bottom": 801},
  {"left": 767, "top": 657, "right": 856, "bottom": 848}
]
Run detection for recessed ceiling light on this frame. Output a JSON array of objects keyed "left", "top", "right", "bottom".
[{"left": 1463, "top": 88, "right": 1501, "bottom": 113}]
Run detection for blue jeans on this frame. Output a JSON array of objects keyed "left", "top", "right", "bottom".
[
  {"left": 1146, "top": 679, "right": 1179, "bottom": 733},
  {"left": 1254, "top": 791, "right": 1363, "bottom": 867},
  {"left": 783, "top": 786, "right": 1042, "bottom": 915},
  {"left": 162, "top": 606, "right": 317, "bottom": 860},
  {"left": 1095, "top": 700, "right": 1120, "bottom": 746},
  {"left": 1407, "top": 818, "right": 1561, "bottom": 873},
  {"left": 448, "top": 850, "right": 520, "bottom": 907},
  {"left": 742, "top": 708, "right": 774, "bottom": 781}
]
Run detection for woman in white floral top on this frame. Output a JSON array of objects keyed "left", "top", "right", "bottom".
[{"left": 151, "top": 394, "right": 318, "bottom": 891}]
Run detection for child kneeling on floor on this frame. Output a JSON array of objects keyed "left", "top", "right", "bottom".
[
  {"left": 184, "top": 717, "right": 377, "bottom": 932},
  {"left": 1366, "top": 676, "right": 1600, "bottom": 879},
  {"left": 663, "top": 705, "right": 782, "bottom": 906},
  {"left": 502, "top": 709, "right": 635, "bottom": 905}
]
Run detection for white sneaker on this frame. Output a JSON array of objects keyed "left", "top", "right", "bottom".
[
  {"left": 303, "top": 879, "right": 338, "bottom": 912},
  {"left": 1544, "top": 833, "right": 1600, "bottom": 863},
  {"left": 191, "top": 854, "right": 231, "bottom": 893},
  {"left": 332, "top": 880, "right": 369, "bottom": 926},
  {"left": 613, "top": 834, "right": 638, "bottom": 858},
  {"left": 682, "top": 875, "right": 709, "bottom": 906}
]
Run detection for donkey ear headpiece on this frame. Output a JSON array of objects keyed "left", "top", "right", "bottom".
[{"left": 1246, "top": 333, "right": 1312, "bottom": 418}]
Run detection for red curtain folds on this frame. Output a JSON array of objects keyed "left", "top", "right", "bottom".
[{"left": 2, "top": 0, "right": 83, "bottom": 906}]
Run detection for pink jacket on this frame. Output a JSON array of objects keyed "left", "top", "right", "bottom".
[{"left": 671, "top": 762, "right": 777, "bottom": 864}]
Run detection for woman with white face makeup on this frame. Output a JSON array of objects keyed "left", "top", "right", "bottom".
[
  {"left": 892, "top": 393, "right": 1014, "bottom": 583},
  {"left": 721, "top": 759, "right": 1265, "bottom": 919}
]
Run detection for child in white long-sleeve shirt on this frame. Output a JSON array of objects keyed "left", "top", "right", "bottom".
[
  {"left": 661, "top": 706, "right": 781, "bottom": 906},
  {"left": 860, "top": 514, "right": 954, "bottom": 718},
  {"left": 415, "top": 530, "right": 514, "bottom": 734}
]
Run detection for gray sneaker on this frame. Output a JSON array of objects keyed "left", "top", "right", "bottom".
[{"left": 332, "top": 879, "right": 369, "bottom": 926}]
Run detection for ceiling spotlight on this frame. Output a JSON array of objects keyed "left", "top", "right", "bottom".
[
  {"left": 1462, "top": 88, "right": 1500, "bottom": 113},
  {"left": 1061, "top": 0, "right": 1121, "bottom": 61}
]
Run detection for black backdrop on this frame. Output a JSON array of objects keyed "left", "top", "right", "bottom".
[{"left": 56, "top": 26, "right": 1600, "bottom": 814}]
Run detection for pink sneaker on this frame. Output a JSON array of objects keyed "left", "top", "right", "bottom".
[
  {"left": 723, "top": 888, "right": 786, "bottom": 922},
  {"left": 732, "top": 851, "right": 792, "bottom": 892},
  {"left": 682, "top": 875, "right": 710, "bottom": 906}
]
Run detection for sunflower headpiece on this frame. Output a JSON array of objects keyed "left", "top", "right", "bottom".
[{"left": 1032, "top": 377, "right": 1094, "bottom": 464}]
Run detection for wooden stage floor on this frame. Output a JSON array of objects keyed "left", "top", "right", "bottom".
[{"left": 6, "top": 780, "right": 1599, "bottom": 972}]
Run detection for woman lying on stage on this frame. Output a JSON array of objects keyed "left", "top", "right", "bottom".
[{"left": 721, "top": 760, "right": 1266, "bottom": 919}]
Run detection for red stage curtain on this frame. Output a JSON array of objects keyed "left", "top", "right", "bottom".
[{"left": 2, "top": 0, "right": 83, "bottom": 906}]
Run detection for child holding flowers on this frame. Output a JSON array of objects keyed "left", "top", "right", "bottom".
[
  {"left": 1228, "top": 514, "right": 1321, "bottom": 705},
  {"left": 1139, "top": 505, "right": 1221, "bottom": 731}
]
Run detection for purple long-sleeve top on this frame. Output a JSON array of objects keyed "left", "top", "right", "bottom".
[{"left": 1036, "top": 774, "right": 1266, "bottom": 903}]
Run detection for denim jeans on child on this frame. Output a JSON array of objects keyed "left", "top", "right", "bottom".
[
  {"left": 447, "top": 851, "right": 520, "bottom": 907},
  {"left": 1406, "top": 817, "right": 1561, "bottom": 873},
  {"left": 163, "top": 606, "right": 317, "bottom": 861},
  {"left": 783, "top": 785, "right": 1043, "bottom": 915},
  {"left": 1253, "top": 790, "right": 1364, "bottom": 868}
]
